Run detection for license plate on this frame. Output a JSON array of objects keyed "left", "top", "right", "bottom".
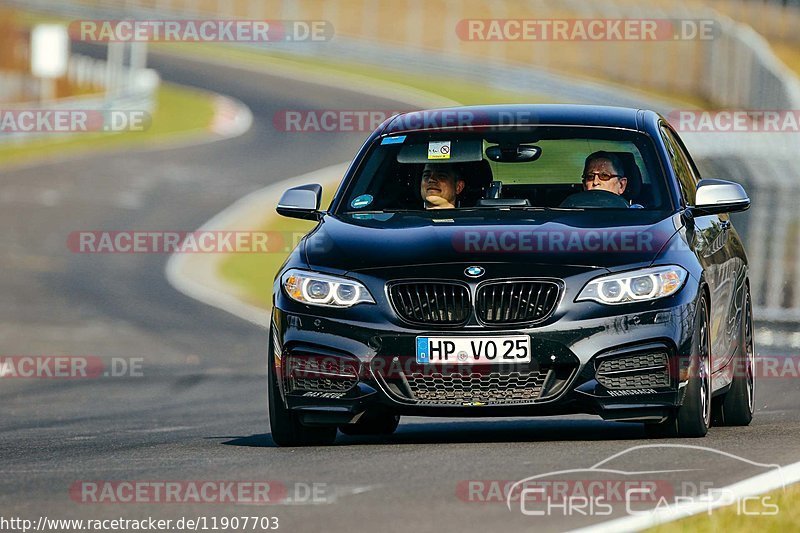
[{"left": 416, "top": 336, "right": 531, "bottom": 364}]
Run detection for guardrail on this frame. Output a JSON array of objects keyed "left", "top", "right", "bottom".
[
  {"left": 704, "top": 0, "right": 800, "bottom": 43},
  {"left": 5, "top": 0, "right": 800, "bottom": 323}
]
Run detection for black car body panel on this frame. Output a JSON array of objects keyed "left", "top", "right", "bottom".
[{"left": 303, "top": 210, "right": 682, "bottom": 272}]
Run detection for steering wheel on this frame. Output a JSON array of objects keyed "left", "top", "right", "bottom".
[{"left": 559, "top": 190, "right": 630, "bottom": 209}]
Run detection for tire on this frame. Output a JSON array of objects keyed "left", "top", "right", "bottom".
[
  {"left": 715, "top": 288, "right": 755, "bottom": 426},
  {"left": 268, "top": 327, "right": 337, "bottom": 447},
  {"left": 646, "top": 293, "right": 711, "bottom": 438},
  {"left": 339, "top": 412, "right": 400, "bottom": 436}
]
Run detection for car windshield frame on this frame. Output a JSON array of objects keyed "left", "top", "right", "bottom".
[{"left": 331, "top": 125, "right": 676, "bottom": 216}]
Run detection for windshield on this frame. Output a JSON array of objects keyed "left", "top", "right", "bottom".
[{"left": 336, "top": 127, "right": 672, "bottom": 215}]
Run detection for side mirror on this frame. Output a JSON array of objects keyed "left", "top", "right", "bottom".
[
  {"left": 276, "top": 184, "right": 322, "bottom": 220},
  {"left": 690, "top": 179, "right": 750, "bottom": 215}
]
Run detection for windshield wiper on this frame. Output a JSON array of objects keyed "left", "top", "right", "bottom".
[{"left": 344, "top": 209, "right": 417, "bottom": 214}]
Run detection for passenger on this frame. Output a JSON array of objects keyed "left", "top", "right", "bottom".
[{"left": 420, "top": 163, "right": 465, "bottom": 209}]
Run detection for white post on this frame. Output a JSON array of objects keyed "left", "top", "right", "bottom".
[
  {"left": 106, "top": 41, "right": 125, "bottom": 96},
  {"left": 31, "top": 24, "right": 70, "bottom": 103},
  {"left": 129, "top": 41, "right": 148, "bottom": 88},
  {"left": 130, "top": 42, "right": 148, "bottom": 70}
]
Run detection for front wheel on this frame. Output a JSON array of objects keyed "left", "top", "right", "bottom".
[
  {"left": 646, "top": 293, "right": 711, "bottom": 438},
  {"left": 715, "top": 288, "right": 755, "bottom": 426},
  {"left": 268, "top": 327, "right": 337, "bottom": 447}
]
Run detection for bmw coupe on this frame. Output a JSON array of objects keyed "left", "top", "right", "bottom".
[{"left": 268, "top": 105, "right": 754, "bottom": 446}]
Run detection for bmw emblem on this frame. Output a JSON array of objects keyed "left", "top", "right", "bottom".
[{"left": 465, "top": 266, "right": 485, "bottom": 278}]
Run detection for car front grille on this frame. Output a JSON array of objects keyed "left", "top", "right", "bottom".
[
  {"left": 406, "top": 369, "right": 547, "bottom": 405},
  {"left": 373, "top": 359, "right": 578, "bottom": 406},
  {"left": 476, "top": 281, "right": 561, "bottom": 325},
  {"left": 388, "top": 279, "right": 561, "bottom": 326},
  {"left": 388, "top": 282, "right": 471, "bottom": 326},
  {"left": 595, "top": 351, "right": 670, "bottom": 390},
  {"left": 284, "top": 354, "right": 359, "bottom": 393},
  {"left": 597, "top": 371, "right": 671, "bottom": 389}
]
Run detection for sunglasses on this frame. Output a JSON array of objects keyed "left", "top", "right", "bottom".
[{"left": 582, "top": 172, "right": 625, "bottom": 182}]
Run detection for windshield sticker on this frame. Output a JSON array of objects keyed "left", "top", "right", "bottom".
[
  {"left": 350, "top": 194, "right": 374, "bottom": 209},
  {"left": 428, "top": 141, "right": 451, "bottom": 160},
  {"left": 381, "top": 135, "right": 406, "bottom": 145}
]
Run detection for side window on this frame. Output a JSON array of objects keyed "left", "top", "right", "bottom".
[
  {"left": 670, "top": 127, "right": 703, "bottom": 186},
  {"left": 660, "top": 126, "right": 697, "bottom": 205}
]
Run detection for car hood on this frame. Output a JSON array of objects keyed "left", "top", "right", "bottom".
[{"left": 304, "top": 210, "right": 681, "bottom": 273}]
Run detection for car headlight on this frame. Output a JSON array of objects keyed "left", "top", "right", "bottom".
[
  {"left": 576, "top": 265, "right": 688, "bottom": 305},
  {"left": 281, "top": 269, "right": 375, "bottom": 308}
]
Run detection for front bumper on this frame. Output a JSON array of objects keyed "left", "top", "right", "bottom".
[{"left": 270, "top": 281, "right": 699, "bottom": 426}]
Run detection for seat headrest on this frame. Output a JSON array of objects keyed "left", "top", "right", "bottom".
[
  {"left": 458, "top": 160, "right": 494, "bottom": 188},
  {"left": 455, "top": 160, "right": 494, "bottom": 206},
  {"left": 604, "top": 152, "right": 642, "bottom": 200}
]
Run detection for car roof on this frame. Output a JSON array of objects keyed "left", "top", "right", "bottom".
[{"left": 384, "top": 104, "right": 650, "bottom": 134}]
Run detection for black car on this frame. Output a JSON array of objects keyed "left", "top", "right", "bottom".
[{"left": 268, "top": 104, "right": 754, "bottom": 446}]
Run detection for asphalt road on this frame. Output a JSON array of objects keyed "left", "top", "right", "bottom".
[{"left": 1, "top": 49, "right": 799, "bottom": 533}]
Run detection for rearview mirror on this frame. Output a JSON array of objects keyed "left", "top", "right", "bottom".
[
  {"left": 276, "top": 184, "right": 322, "bottom": 220},
  {"left": 690, "top": 179, "right": 750, "bottom": 215},
  {"left": 485, "top": 144, "right": 542, "bottom": 163}
]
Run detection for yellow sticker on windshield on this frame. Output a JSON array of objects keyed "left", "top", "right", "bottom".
[{"left": 428, "top": 141, "right": 451, "bottom": 160}]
